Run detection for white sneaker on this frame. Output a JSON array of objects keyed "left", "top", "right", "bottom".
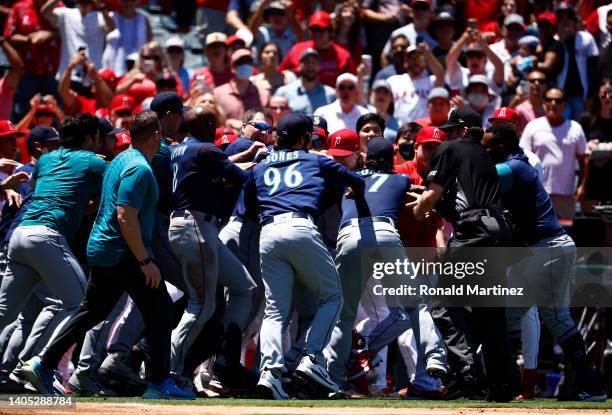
[
  {"left": 256, "top": 369, "right": 289, "bottom": 400},
  {"left": 295, "top": 355, "right": 339, "bottom": 393},
  {"left": 425, "top": 361, "right": 448, "bottom": 380}
]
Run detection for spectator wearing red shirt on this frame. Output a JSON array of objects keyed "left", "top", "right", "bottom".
[
  {"left": 59, "top": 50, "right": 113, "bottom": 115},
  {"left": 395, "top": 126, "right": 446, "bottom": 248},
  {"left": 189, "top": 32, "right": 232, "bottom": 95},
  {"left": 415, "top": 87, "right": 451, "bottom": 128},
  {"left": 278, "top": 11, "right": 356, "bottom": 88},
  {"left": 4, "top": 0, "right": 61, "bottom": 121},
  {"left": 333, "top": 2, "right": 364, "bottom": 63},
  {"left": 0, "top": 36, "right": 23, "bottom": 121}
]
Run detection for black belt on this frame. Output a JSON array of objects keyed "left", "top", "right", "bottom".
[
  {"left": 261, "top": 212, "right": 312, "bottom": 227},
  {"left": 171, "top": 210, "right": 216, "bottom": 223},
  {"left": 339, "top": 216, "right": 394, "bottom": 230},
  {"left": 458, "top": 208, "right": 497, "bottom": 220}
]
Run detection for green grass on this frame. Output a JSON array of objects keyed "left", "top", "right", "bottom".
[{"left": 63, "top": 397, "right": 612, "bottom": 410}]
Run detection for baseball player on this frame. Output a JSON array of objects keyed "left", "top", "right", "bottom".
[
  {"left": 0, "top": 115, "right": 106, "bottom": 395},
  {"left": 250, "top": 113, "right": 365, "bottom": 399},
  {"left": 482, "top": 124, "right": 606, "bottom": 402},
  {"left": 168, "top": 107, "right": 257, "bottom": 386},
  {"left": 324, "top": 137, "right": 447, "bottom": 391}
]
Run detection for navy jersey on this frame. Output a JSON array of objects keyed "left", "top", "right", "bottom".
[
  {"left": 497, "top": 150, "right": 564, "bottom": 245},
  {"left": 225, "top": 136, "right": 254, "bottom": 158},
  {"left": 252, "top": 149, "right": 365, "bottom": 223},
  {"left": 342, "top": 169, "right": 411, "bottom": 222},
  {"left": 151, "top": 139, "right": 173, "bottom": 214},
  {"left": 0, "top": 163, "right": 36, "bottom": 243},
  {"left": 171, "top": 137, "right": 248, "bottom": 216}
]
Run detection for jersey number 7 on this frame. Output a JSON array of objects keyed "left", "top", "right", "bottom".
[{"left": 263, "top": 162, "right": 303, "bottom": 195}]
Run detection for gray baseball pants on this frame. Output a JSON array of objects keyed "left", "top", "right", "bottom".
[
  {"left": 324, "top": 220, "right": 446, "bottom": 386},
  {"left": 259, "top": 215, "right": 342, "bottom": 375},
  {"left": 169, "top": 210, "right": 256, "bottom": 375}
]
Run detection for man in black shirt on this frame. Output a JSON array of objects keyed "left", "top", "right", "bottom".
[{"left": 413, "top": 108, "right": 516, "bottom": 401}]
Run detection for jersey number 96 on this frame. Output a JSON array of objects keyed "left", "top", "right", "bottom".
[{"left": 263, "top": 163, "right": 303, "bottom": 195}]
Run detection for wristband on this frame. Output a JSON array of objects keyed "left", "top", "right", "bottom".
[{"left": 139, "top": 257, "right": 153, "bottom": 266}]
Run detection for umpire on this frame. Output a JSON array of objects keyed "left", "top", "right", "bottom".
[{"left": 413, "top": 108, "right": 516, "bottom": 401}]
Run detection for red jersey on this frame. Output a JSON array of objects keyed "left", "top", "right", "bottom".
[
  {"left": 278, "top": 40, "right": 356, "bottom": 88},
  {"left": 65, "top": 94, "right": 97, "bottom": 115},
  {"left": 394, "top": 160, "right": 442, "bottom": 248},
  {"left": 4, "top": 0, "right": 61, "bottom": 76}
]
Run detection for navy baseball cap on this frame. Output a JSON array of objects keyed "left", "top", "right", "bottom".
[
  {"left": 27, "top": 126, "right": 60, "bottom": 143},
  {"left": 98, "top": 117, "right": 124, "bottom": 137},
  {"left": 150, "top": 92, "right": 187, "bottom": 117},
  {"left": 276, "top": 113, "right": 313, "bottom": 140},
  {"left": 310, "top": 114, "right": 328, "bottom": 133},
  {"left": 366, "top": 137, "right": 394, "bottom": 164},
  {"left": 439, "top": 107, "right": 482, "bottom": 130}
]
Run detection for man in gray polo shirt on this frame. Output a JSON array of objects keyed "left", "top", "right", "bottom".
[{"left": 275, "top": 49, "right": 335, "bottom": 115}]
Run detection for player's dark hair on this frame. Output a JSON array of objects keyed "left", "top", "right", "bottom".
[
  {"left": 59, "top": 113, "right": 100, "bottom": 149},
  {"left": 243, "top": 108, "right": 273, "bottom": 125},
  {"left": 356, "top": 113, "right": 386, "bottom": 135},
  {"left": 275, "top": 131, "right": 310, "bottom": 150},
  {"left": 130, "top": 111, "right": 160, "bottom": 145},
  {"left": 364, "top": 158, "right": 394, "bottom": 174},
  {"left": 465, "top": 126, "right": 484, "bottom": 142},
  {"left": 487, "top": 123, "right": 519, "bottom": 151},
  {"left": 395, "top": 122, "right": 422, "bottom": 144}
]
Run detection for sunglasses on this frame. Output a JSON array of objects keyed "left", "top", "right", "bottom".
[
  {"left": 528, "top": 78, "right": 546, "bottom": 84},
  {"left": 310, "top": 27, "right": 328, "bottom": 33},
  {"left": 141, "top": 55, "right": 161, "bottom": 61},
  {"left": 544, "top": 97, "right": 564, "bottom": 103},
  {"left": 249, "top": 122, "right": 274, "bottom": 134},
  {"left": 116, "top": 109, "right": 133, "bottom": 117},
  {"left": 338, "top": 84, "right": 355, "bottom": 91},
  {"left": 167, "top": 47, "right": 183, "bottom": 55},
  {"left": 466, "top": 53, "right": 485, "bottom": 59},
  {"left": 36, "top": 111, "right": 54, "bottom": 117},
  {"left": 268, "top": 105, "right": 289, "bottom": 111}
]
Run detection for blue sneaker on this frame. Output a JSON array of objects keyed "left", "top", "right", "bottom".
[
  {"left": 13, "top": 357, "right": 64, "bottom": 396},
  {"left": 142, "top": 378, "right": 196, "bottom": 400}
]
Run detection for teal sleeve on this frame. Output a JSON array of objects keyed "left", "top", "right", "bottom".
[
  {"left": 496, "top": 163, "right": 514, "bottom": 195},
  {"left": 117, "top": 165, "right": 152, "bottom": 210}
]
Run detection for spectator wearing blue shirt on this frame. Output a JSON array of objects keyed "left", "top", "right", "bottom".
[
  {"left": 275, "top": 48, "right": 336, "bottom": 115},
  {"left": 249, "top": 1, "right": 303, "bottom": 60}
]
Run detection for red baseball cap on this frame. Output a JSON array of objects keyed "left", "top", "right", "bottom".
[
  {"left": 0, "top": 120, "right": 25, "bottom": 138},
  {"left": 327, "top": 129, "right": 359, "bottom": 156},
  {"left": 227, "top": 34, "right": 245, "bottom": 47},
  {"left": 214, "top": 127, "right": 238, "bottom": 147},
  {"left": 99, "top": 68, "right": 118, "bottom": 87},
  {"left": 115, "top": 132, "right": 131, "bottom": 152},
  {"left": 416, "top": 126, "right": 446, "bottom": 144},
  {"left": 488, "top": 107, "right": 518, "bottom": 126},
  {"left": 537, "top": 12, "right": 557, "bottom": 26},
  {"left": 111, "top": 94, "right": 136, "bottom": 112},
  {"left": 308, "top": 11, "right": 332, "bottom": 29}
]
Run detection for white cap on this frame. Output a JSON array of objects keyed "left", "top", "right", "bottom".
[
  {"left": 235, "top": 28, "right": 254, "bottom": 48},
  {"left": 335, "top": 73, "right": 358, "bottom": 88},
  {"left": 165, "top": 36, "right": 185, "bottom": 49}
]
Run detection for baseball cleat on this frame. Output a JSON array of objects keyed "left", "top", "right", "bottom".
[
  {"left": 295, "top": 355, "right": 340, "bottom": 394},
  {"left": 142, "top": 377, "right": 196, "bottom": 400},
  {"left": 425, "top": 361, "right": 448, "bottom": 380},
  {"left": 67, "top": 370, "right": 117, "bottom": 397},
  {"left": 13, "top": 357, "right": 65, "bottom": 396},
  {"left": 256, "top": 369, "right": 289, "bottom": 400},
  {"left": 99, "top": 351, "right": 147, "bottom": 396}
]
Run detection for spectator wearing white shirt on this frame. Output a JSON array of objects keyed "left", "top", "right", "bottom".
[
  {"left": 488, "top": 14, "right": 525, "bottom": 84},
  {"left": 314, "top": 73, "right": 368, "bottom": 134},
  {"left": 519, "top": 87, "right": 589, "bottom": 220},
  {"left": 387, "top": 43, "right": 444, "bottom": 125},
  {"left": 444, "top": 30, "right": 504, "bottom": 98},
  {"left": 41, "top": 0, "right": 116, "bottom": 78},
  {"left": 555, "top": 5, "right": 599, "bottom": 121}
]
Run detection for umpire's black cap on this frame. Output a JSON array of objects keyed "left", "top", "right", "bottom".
[
  {"left": 276, "top": 113, "right": 313, "bottom": 140},
  {"left": 366, "top": 137, "right": 394, "bottom": 164},
  {"left": 439, "top": 107, "right": 482, "bottom": 130},
  {"left": 150, "top": 92, "right": 187, "bottom": 118}
]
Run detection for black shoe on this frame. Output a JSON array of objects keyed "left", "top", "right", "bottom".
[
  {"left": 486, "top": 384, "right": 514, "bottom": 402},
  {"left": 445, "top": 371, "right": 486, "bottom": 400}
]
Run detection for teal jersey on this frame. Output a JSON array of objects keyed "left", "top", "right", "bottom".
[
  {"left": 20, "top": 148, "right": 107, "bottom": 242},
  {"left": 87, "top": 148, "right": 159, "bottom": 267}
]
